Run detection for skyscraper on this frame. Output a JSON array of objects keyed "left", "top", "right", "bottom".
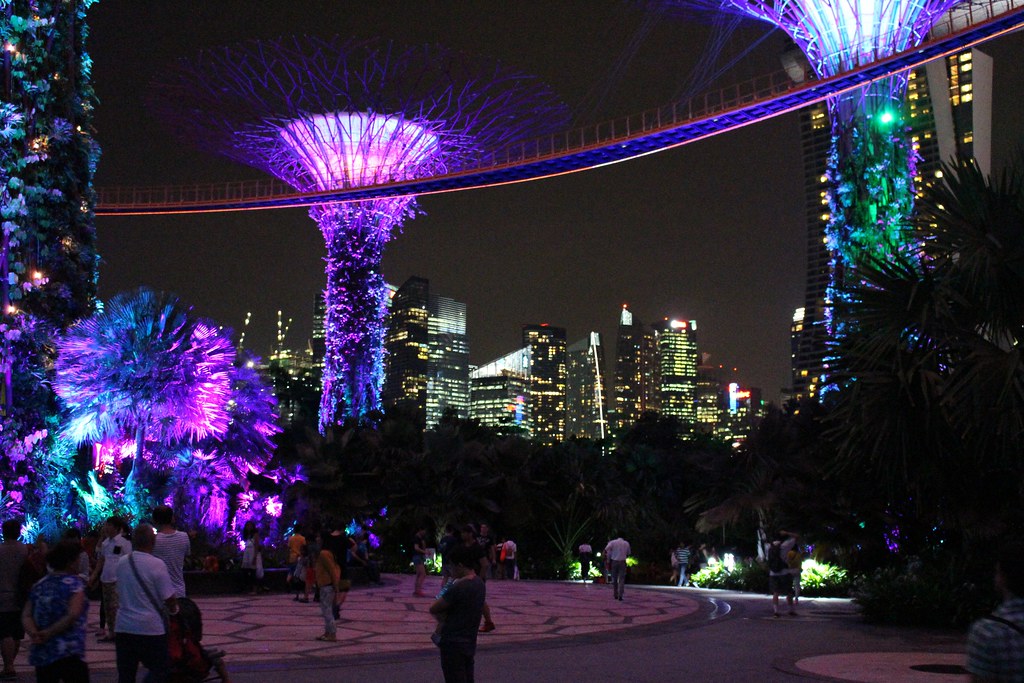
[
  {"left": 523, "top": 324, "right": 567, "bottom": 445},
  {"left": 655, "top": 319, "right": 699, "bottom": 424},
  {"left": 613, "top": 306, "right": 659, "bottom": 433},
  {"left": 469, "top": 347, "right": 531, "bottom": 435},
  {"left": 566, "top": 332, "right": 608, "bottom": 441},
  {"left": 791, "top": 48, "right": 993, "bottom": 400},
  {"left": 383, "top": 276, "right": 469, "bottom": 429}
]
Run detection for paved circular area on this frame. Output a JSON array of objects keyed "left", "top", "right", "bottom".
[
  {"left": 794, "top": 652, "right": 969, "bottom": 681},
  {"left": 48, "top": 575, "right": 700, "bottom": 671}
]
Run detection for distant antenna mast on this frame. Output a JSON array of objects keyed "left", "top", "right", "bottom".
[
  {"left": 238, "top": 311, "right": 252, "bottom": 350},
  {"left": 590, "top": 332, "right": 607, "bottom": 441}
]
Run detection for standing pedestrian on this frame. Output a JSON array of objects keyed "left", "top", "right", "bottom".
[
  {"left": 766, "top": 530, "right": 799, "bottom": 617},
  {"left": 500, "top": 538, "right": 517, "bottom": 581},
  {"left": 673, "top": 541, "right": 692, "bottom": 588},
  {"left": 458, "top": 525, "right": 495, "bottom": 633},
  {"left": 240, "top": 521, "right": 264, "bottom": 596},
  {"left": 89, "top": 517, "right": 131, "bottom": 642},
  {"left": 114, "top": 524, "right": 177, "bottom": 683},
  {"left": 0, "top": 518, "right": 29, "bottom": 680},
  {"left": 21, "top": 540, "right": 90, "bottom": 683},
  {"left": 437, "top": 525, "right": 459, "bottom": 584},
  {"left": 429, "top": 546, "right": 486, "bottom": 683},
  {"left": 412, "top": 526, "right": 429, "bottom": 598},
  {"left": 967, "top": 541, "right": 1024, "bottom": 680},
  {"left": 476, "top": 524, "right": 495, "bottom": 581},
  {"left": 151, "top": 506, "right": 190, "bottom": 599},
  {"left": 604, "top": 535, "right": 631, "bottom": 601}
]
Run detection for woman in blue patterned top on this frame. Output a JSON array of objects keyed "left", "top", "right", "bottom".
[{"left": 21, "top": 540, "right": 89, "bottom": 682}]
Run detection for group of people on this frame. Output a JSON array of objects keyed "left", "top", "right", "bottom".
[
  {"left": 0, "top": 506, "right": 220, "bottom": 683},
  {"left": 280, "top": 523, "right": 383, "bottom": 643}
]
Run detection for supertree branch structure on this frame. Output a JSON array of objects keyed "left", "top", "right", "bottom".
[
  {"left": 153, "top": 36, "right": 568, "bottom": 430},
  {"left": 659, "top": 0, "right": 961, "bottom": 270}
]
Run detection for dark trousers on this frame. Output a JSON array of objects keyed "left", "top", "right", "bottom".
[
  {"left": 36, "top": 656, "right": 89, "bottom": 683},
  {"left": 115, "top": 633, "right": 168, "bottom": 683},
  {"left": 439, "top": 644, "right": 475, "bottom": 683}
]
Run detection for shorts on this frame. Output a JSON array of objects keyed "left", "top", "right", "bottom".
[
  {"left": 0, "top": 610, "right": 24, "bottom": 640},
  {"left": 769, "top": 573, "right": 794, "bottom": 596},
  {"left": 412, "top": 554, "right": 425, "bottom": 566}
]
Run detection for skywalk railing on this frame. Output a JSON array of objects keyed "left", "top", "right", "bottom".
[{"left": 95, "top": 0, "right": 1024, "bottom": 214}]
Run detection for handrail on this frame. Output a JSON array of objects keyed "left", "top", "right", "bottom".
[{"left": 95, "top": 0, "right": 1024, "bottom": 215}]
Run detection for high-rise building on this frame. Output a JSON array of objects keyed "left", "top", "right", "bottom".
[
  {"left": 383, "top": 276, "right": 469, "bottom": 429},
  {"left": 717, "top": 384, "right": 766, "bottom": 448},
  {"left": 695, "top": 355, "right": 726, "bottom": 435},
  {"left": 469, "top": 347, "right": 531, "bottom": 435},
  {"left": 613, "top": 306, "right": 660, "bottom": 433},
  {"left": 426, "top": 293, "right": 470, "bottom": 425},
  {"left": 790, "top": 48, "right": 992, "bottom": 400},
  {"left": 654, "top": 319, "right": 699, "bottom": 424},
  {"left": 523, "top": 324, "right": 567, "bottom": 445},
  {"left": 566, "top": 332, "right": 608, "bottom": 441}
]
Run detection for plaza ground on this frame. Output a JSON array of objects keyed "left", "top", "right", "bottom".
[{"left": 12, "top": 574, "right": 971, "bottom": 681}]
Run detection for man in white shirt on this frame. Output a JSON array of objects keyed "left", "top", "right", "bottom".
[
  {"left": 604, "top": 536, "right": 631, "bottom": 601},
  {"left": 88, "top": 517, "right": 131, "bottom": 642},
  {"left": 151, "top": 506, "right": 191, "bottom": 599},
  {"left": 115, "top": 524, "right": 177, "bottom": 683}
]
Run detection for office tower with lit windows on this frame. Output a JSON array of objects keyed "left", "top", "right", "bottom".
[
  {"left": 566, "top": 333, "right": 608, "bottom": 441},
  {"left": 469, "top": 347, "right": 531, "bottom": 435},
  {"left": 383, "top": 276, "right": 469, "bottom": 429},
  {"left": 523, "top": 324, "right": 567, "bottom": 445},
  {"left": 695, "top": 355, "right": 726, "bottom": 434},
  {"left": 654, "top": 319, "right": 699, "bottom": 424},
  {"left": 613, "top": 306, "right": 660, "bottom": 433},
  {"left": 790, "top": 49, "right": 992, "bottom": 400},
  {"left": 426, "top": 293, "right": 470, "bottom": 425},
  {"left": 717, "top": 384, "right": 765, "bottom": 447}
]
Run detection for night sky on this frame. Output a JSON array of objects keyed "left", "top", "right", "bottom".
[{"left": 87, "top": 1, "right": 1024, "bottom": 402}]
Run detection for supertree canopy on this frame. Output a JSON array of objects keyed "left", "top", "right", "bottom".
[
  {"left": 153, "top": 36, "right": 568, "bottom": 432},
  {"left": 659, "top": 0, "right": 962, "bottom": 296}
]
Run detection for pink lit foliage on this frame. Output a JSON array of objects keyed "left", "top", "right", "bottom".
[
  {"left": 54, "top": 288, "right": 235, "bottom": 513},
  {"left": 152, "top": 37, "right": 569, "bottom": 430}
]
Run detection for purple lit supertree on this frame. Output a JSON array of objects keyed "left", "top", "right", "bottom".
[
  {"left": 152, "top": 37, "right": 568, "bottom": 431},
  {"left": 659, "top": 0, "right": 961, "bottom": 317}
]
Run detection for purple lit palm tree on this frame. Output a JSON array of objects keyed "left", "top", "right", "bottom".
[
  {"left": 152, "top": 37, "right": 568, "bottom": 432},
  {"left": 53, "top": 288, "right": 234, "bottom": 504}
]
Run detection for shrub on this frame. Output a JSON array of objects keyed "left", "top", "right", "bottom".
[
  {"left": 799, "top": 559, "right": 851, "bottom": 597},
  {"left": 853, "top": 563, "right": 993, "bottom": 628},
  {"left": 691, "top": 559, "right": 850, "bottom": 597}
]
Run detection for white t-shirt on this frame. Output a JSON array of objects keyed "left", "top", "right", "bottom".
[
  {"left": 605, "top": 538, "right": 631, "bottom": 562},
  {"left": 152, "top": 530, "right": 191, "bottom": 598},
  {"left": 502, "top": 541, "right": 517, "bottom": 560},
  {"left": 99, "top": 534, "right": 132, "bottom": 583},
  {"left": 115, "top": 551, "right": 174, "bottom": 635}
]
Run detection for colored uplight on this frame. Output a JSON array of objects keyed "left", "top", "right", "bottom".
[
  {"left": 878, "top": 110, "right": 895, "bottom": 125},
  {"left": 279, "top": 112, "right": 440, "bottom": 190}
]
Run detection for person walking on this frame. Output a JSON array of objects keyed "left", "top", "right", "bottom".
[
  {"left": 429, "top": 546, "right": 486, "bottom": 683},
  {"left": 500, "top": 538, "right": 517, "bottom": 581},
  {"left": 21, "top": 540, "right": 90, "bottom": 683},
  {"left": 0, "top": 518, "right": 29, "bottom": 680},
  {"left": 604, "top": 535, "right": 631, "bottom": 601},
  {"left": 314, "top": 535, "right": 342, "bottom": 643},
  {"left": 239, "top": 521, "right": 263, "bottom": 596},
  {"left": 673, "top": 541, "right": 692, "bottom": 588},
  {"left": 151, "top": 506, "right": 190, "bottom": 599},
  {"left": 89, "top": 517, "right": 131, "bottom": 643},
  {"left": 967, "top": 541, "right": 1024, "bottom": 680},
  {"left": 578, "top": 542, "right": 593, "bottom": 583},
  {"left": 114, "top": 524, "right": 177, "bottom": 683}
]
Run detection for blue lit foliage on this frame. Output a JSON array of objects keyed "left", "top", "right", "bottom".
[
  {"left": 1, "top": 0, "right": 101, "bottom": 525},
  {"left": 152, "top": 37, "right": 569, "bottom": 431}
]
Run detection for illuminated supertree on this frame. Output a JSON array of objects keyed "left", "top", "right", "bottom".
[
  {"left": 660, "top": 0, "right": 962, "bottom": 289},
  {"left": 153, "top": 36, "right": 567, "bottom": 431}
]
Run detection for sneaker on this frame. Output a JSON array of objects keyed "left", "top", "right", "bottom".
[{"left": 479, "top": 621, "right": 496, "bottom": 633}]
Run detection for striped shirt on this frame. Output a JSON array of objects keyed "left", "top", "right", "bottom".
[{"left": 152, "top": 529, "right": 191, "bottom": 598}]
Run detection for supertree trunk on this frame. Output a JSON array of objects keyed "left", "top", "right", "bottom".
[
  {"left": 314, "top": 201, "right": 407, "bottom": 430},
  {"left": 824, "top": 76, "right": 918, "bottom": 338}
]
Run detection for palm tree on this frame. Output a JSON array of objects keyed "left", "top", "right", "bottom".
[
  {"left": 54, "top": 288, "right": 235, "bottom": 509},
  {"left": 828, "top": 153, "right": 1024, "bottom": 549}
]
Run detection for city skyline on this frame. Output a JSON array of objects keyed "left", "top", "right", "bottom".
[{"left": 87, "top": 1, "right": 1024, "bottom": 402}]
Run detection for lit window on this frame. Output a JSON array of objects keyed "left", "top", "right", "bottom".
[
  {"left": 962, "top": 63, "right": 972, "bottom": 72},
  {"left": 963, "top": 93, "right": 973, "bottom": 103},
  {"left": 959, "top": 53, "right": 971, "bottom": 62}
]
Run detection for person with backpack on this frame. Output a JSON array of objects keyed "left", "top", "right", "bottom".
[
  {"left": 766, "top": 530, "right": 799, "bottom": 617},
  {"left": 967, "top": 541, "right": 1024, "bottom": 680}
]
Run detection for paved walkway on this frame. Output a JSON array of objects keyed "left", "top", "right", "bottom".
[{"left": 8, "top": 574, "right": 972, "bottom": 681}]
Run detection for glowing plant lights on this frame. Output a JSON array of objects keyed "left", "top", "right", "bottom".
[{"left": 152, "top": 36, "right": 567, "bottom": 431}]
